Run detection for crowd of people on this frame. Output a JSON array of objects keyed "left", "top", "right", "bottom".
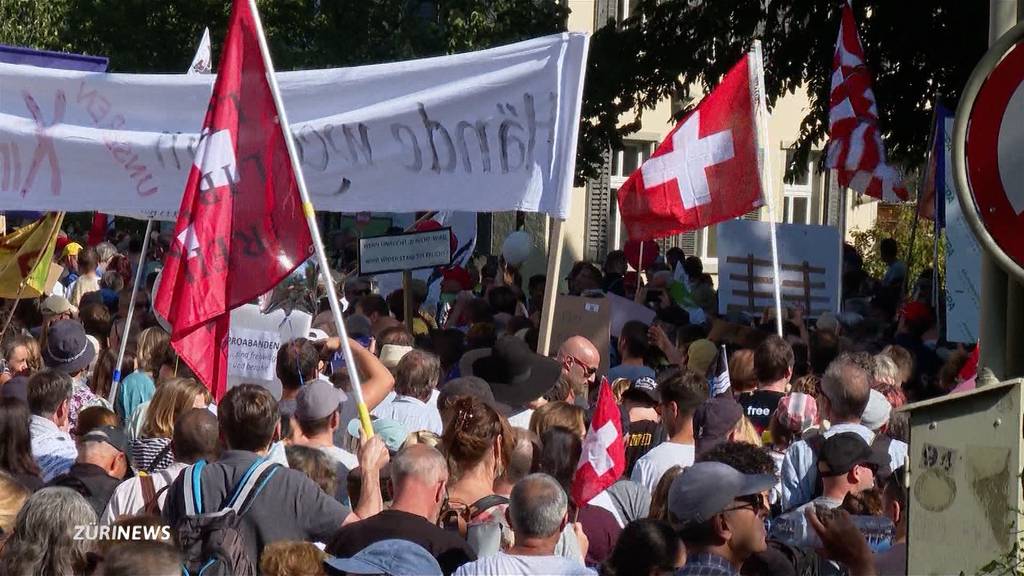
[{"left": 0, "top": 225, "right": 969, "bottom": 576}]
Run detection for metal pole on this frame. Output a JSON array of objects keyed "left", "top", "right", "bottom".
[
  {"left": 248, "top": 0, "right": 373, "bottom": 437},
  {"left": 752, "top": 41, "right": 784, "bottom": 336},
  {"left": 837, "top": 178, "right": 847, "bottom": 312},
  {"left": 109, "top": 218, "right": 154, "bottom": 404}
]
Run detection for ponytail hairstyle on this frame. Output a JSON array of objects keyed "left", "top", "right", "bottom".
[{"left": 441, "top": 396, "right": 513, "bottom": 481}]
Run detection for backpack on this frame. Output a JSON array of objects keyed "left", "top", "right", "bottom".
[
  {"left": 806, "top": 433, "right": 892, "bottom": 499},
  {"left": 438, "top": 494, "right": 509, "bottom": 538},
  {"left": 139, "top": 473, "right": 169, "bottom": 516},
  {"left": 439, "top": 494, "right": 511, "bottom": 555},
  {"left": 176, "top": 458, "right": 281, "bottom": 576}
]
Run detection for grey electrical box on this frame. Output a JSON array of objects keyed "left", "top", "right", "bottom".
[{"left": 901, "top": 379, "right": 1024, "bottom": 575}]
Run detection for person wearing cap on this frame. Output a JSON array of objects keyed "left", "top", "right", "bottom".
[
  {"left": 631, "top": 368, "right": 707, "bottom": 494},
  {"left": 372, "top": 350, "right": 444, "bottom": 436},
  {"left": 767, "top": 392, "right": 818, "bottom": 506},
  {"left": 770, "top": 432, "right": 884, "bottom": 551},
  {"left": 48, "top": 424, "right": 129, "bottom": 517},
  {"left": 291, "top": 378, "right": 359, "bottom": 501},
  {"left": 670, "top": 461, "right": 774, "bottom": 575},
  {"left": 42, "top": 319, "right": 108, "bottom": 434},
  {"left": 325, "top": 539, "right": 444, "bottom": 576},
  {"left": 327, "top": 445, "right": 476, "bottom": 575},
  {"left": 607, "top": 321, "right": 656, "bottom": 384},
  {"left": 685, "top": 339, "right": 718, "bottom": 379},
  {"left": 693, "top": 396, "right": 746, "bottom": 458},
  {"left": 621, "top": 376, "right": 665, "bottom": 477},
  {"left": 28, "top": 370, "right": 78, "bottom": 481},
  {"left": 737, "top": 335, "right": 793, "bottom": 437},
  {"left": 780, "top": 354, "right": 907, "bottom": 512},
  {"left": 454, "top": 473, "right": 592, "bottom": 576}
]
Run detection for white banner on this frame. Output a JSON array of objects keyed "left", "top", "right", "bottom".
[
  {"left": 943, "top": 117, "right": 980, "bottom": 343},
  {"left": 717, "top": 220, "right": 841, "bottom": 318},
  {"left": 228, "top": 304, "right": 312, "bottom": 398},
  {"left": 0, "top": 33, "right": 588, "bottom": 220}
]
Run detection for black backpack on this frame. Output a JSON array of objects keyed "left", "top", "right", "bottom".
[{"left": 176, "top": 457, "right": 281, "bottom": 576}]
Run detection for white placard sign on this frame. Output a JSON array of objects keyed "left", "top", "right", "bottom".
[
  {"left": 943, "top": 117, "right": 980, "bottom": 343},
  {"left": 227, "top": 304, "right": 312, "bottom": 398},
  {"left": 0, "top": 33, "right": 588, "bottom": 219},
  {"left": 717, "top": 220, "right": 840, "bottom": 318},
  {"left": 359, "top": 228, "right": 453, "bottom": 275}
]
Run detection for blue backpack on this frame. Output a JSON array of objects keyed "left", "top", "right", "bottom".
[{"left": 176, "top": 457, "right": 281, "bottom": 576}]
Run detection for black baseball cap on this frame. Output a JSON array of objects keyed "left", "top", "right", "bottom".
[{"left": 817, "top": 432, "right": 886, "bottom": 477}]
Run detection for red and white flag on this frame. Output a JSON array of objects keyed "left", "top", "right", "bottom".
[
  {"left": 617, "top": 54, "right": 764, "bottom": 241},
  {"left": 825, "top": 0, "right": 907, "bottom": 203},
  {"left": 154, "top": 0, "right": 312, "bottom": 399},
  {"left": 571, "top": 379, "right": 626, "bottom": 507}
]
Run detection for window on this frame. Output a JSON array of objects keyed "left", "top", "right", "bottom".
[
  {"left": 609, "top": 141, "right": 654, "bottom": 251},
  {"left": 783, "top": 149, "right": 813, "bottom": 225}
]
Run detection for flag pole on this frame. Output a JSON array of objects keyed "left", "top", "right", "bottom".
[
  {"left": 247, "top": 0, "right": 373, "bottom": 438},
  {"left": 752, "top": 41, "right": 783, "bottom": 337},
  {"left": 108, "top": 218, "right": 154, "bottom": 404},
  {"left": 537, "top": 218, "right": 566, "bottom": 356}
]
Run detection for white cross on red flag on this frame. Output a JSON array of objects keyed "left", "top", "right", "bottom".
[
  {"left": 617, "top": 54, "right": 764, "bottom": 241},
  {"left": 570, "top": 378, "right": 626, "bottom": 508},
  {"left": 154, "top": 0, "right": 312, "bottom": 400},
  {"left": 825, "top": 0, "right": 907, "bottom": 203}
]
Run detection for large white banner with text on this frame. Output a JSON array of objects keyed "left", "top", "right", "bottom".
[{"left": 0, "top": 34, "right": 588, "bottom": 219}]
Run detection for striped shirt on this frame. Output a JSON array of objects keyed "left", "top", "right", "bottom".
[
  {"left": 30, "top": 415, "right": 77, "bottom": 482},
  {"left": 130, "top": 437, "right": 174, "bottom": 473}
]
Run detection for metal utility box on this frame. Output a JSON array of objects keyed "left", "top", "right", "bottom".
[{"left": 901, "top": 379, "right": 1024, "bottom": 575}]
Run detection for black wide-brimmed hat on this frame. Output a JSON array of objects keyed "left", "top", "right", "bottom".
[{"left": 469, "top": 336, "right": 561, "bottom": 409}]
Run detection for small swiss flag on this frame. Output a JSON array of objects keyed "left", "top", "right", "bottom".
[
  {"left": 570, "top": 379, "right": 626, "bottom": 507},
  {"left": 617, "top": 54, "right": 764, "bottom": 241}
]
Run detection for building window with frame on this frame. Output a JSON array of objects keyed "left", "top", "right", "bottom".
[
  {"left": 783, "top": 149, "right": 814, "bottom": 225},
  {"left": 610, "top": 141, "right": 654, "bottom": 250}
]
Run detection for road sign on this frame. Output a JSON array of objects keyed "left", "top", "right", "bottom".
[{"left": 954, "top": 20, "right": 1024, "bottom": 282}]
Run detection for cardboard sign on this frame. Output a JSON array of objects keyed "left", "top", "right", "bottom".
[
  {"left": 227, "top": 304, "right": 312, "bottom": 399},
  {"left": 717, "top": 220, "right": 840, "bottom": 318},
  {"left": 550, "top": 295, "right": 611, "bottom": 378},
  {"left": 358, "top": 228, "right": 453, "bottom": 275},
  {"left": 606, "top": 292, "right": 657, "bottom": 338}
]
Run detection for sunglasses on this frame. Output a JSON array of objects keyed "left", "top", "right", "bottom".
[
  {"left": 567, "top": 355, "right": 597, "bottom": 377},
  {"left": 723, "top": 493, "right": 769, "bottom": 515}
]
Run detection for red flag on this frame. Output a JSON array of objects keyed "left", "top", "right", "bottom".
[
  {"left": 88, "top": 213, "right": 109, "bottom": 246},
  {"left": 617, "top": 54, "right": 764, "bottom": 241},
  {"left": 825, "top": 1, "right": 908, "bottom": 203},
  {"left": 571, "top": 379, "right": 626, "bottom": 507},
  {"left": 154, "top": 0, "right": 312, "bottom": 399}
]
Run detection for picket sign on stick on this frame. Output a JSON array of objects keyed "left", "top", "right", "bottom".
[
  {"left": 751, "top": 41, "right": 783, "bottom": 337},
  {"left": 108, "top": 218, "right": 154, "bottom": 404},
  {"left": 537, "top": 218, "right": 566, "bottom": 356},
  {"left": 246, "top": 0, "right": 375, "bottom": 438}
]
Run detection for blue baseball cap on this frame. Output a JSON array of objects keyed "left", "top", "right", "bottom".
[{"left": 324, "top": 539, "right": 442, "bottom": 576}]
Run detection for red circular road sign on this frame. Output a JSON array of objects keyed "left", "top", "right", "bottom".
[{"left": 961, "top": 28, "right": 1024, "bottom": 276}]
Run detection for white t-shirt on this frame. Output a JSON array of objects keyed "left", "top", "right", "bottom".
[
  {"left": 454, "top": 552, "right": 595, "bottom": 576},
  {"left": 630, "top": 441, "right": 695, "bottom": 494}
]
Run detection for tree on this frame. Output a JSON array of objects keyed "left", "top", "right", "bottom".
[
  {"left": 850, "top": 202, "right": 943, "bottom": 290},
  {"left": 576, "top": 0, "right": 989, "bottom": 181}
]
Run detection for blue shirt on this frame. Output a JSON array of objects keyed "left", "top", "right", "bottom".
[
  {"left": 677, "top": 552, "right": 738, "bottom": 576},
  {"left": 780, "top": 423, "right": 908, "bottom": 511},
  {"left": 606, "top": 364, "right": 655, "bottom": 384},
  {"left": 30, "top": 415, "right": 77, "bottom": 482},
  {"left": 115, "top": 371, "right": 155, "bottom": 422}
]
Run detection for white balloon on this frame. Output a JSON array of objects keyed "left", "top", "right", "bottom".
[{"left": 501, "top": 231, "right": 533, "bottom": 266}]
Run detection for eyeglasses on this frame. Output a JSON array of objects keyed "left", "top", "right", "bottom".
[{"left": 567, "top": 355, "right": 597, "bottom": 377}]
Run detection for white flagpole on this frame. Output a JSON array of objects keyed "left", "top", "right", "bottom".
[
  {"left": 110, "top": 30, "right": 214, "bottom": 405},
  {"left": 752, "top": 41, "right": 784, "bottom": 337},
  {"left": 247, "top": 0, "right": 374, "bottom": 438},
  {"left": 537, "top": 218, "right": 566, "bottom": 356}
]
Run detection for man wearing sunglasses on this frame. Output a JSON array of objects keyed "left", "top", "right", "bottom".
[
  {"left": 669, "top": 461, "right": 774, "bottom": 575},
  {"left": 557, "top": 336, "right": 600, "bottom": 392}
]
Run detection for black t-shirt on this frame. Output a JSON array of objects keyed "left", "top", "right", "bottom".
[
  {"left": 625, "top": 419, "right": 665, "bottom": 477},
  {"left": 326, "top": 509, "right": 476, "bottom": 575},
  {"left": 737, "top": 390, "right": 786, "bottom": 436}
]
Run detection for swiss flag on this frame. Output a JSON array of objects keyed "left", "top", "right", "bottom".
[
  {"left": 570, "top": 379, "right": 626, "bottom": 507},
  {"left": 154, "top": 0, "right": 312, "bottom": 399},
  {"left": 617, "top": 54, "right": 764, "bottom": 241}
]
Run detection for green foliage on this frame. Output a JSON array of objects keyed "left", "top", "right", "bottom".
[
  {"left": 850, "top": 202, "right": 944, "bottom": 288},
  {"left": 577, "top": 0, "right": 988, "bottom": 181}
]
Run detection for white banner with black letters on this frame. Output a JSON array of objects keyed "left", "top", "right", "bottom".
[{"left": 0, "top": 33, "right": 588, "bottom": 219}]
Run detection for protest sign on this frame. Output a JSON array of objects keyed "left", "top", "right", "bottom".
[
  {"left": 359, "top": 228, "right": 453, "bottom": 275},
  {"left": 606, "top": 292, "right": 656, "bottom": 339},
  {"left": 717, "top": 220, "right": 840, "bottom": 318},
  {"left": 944, "top": 111, "right": 980, "bottom": 342},
  {"left": 0, "top": 33, "right": 588, "bottom": 219},
  {"left": 227, "top": 304, "right": 312, "bottom": 398},
  {"left": 550, "top": 295, "right": 611, "bottom": 378}
]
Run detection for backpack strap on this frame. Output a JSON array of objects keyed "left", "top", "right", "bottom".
[
  {"left": 233, "top": 463, "right": 281, "bottom": 517},
  {"left": 222, "top": 458, "right": 279, "bottom": 515},
  {"left": 183, "top": 460, "right": 208, "bottom": 516},
  {"left": 468, "top": 495, "right": 509, "bottom": 517},
  {"left": 141, "top": 474, "right": 157, "bottom": 509}
]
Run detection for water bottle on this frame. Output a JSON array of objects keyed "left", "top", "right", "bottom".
[{"left": 770, "top": 511, "right": 896, "bottom": 554}]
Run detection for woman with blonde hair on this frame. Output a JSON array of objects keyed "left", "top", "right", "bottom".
[
  {"left": 129, "top": 377, "right": 211, "bottom": 473},
  {"left": 1, "top": 335, "right": 41, "bottom": 386},
  {"left": 528, "top": 401, "right": 586, "bottom": 439},
  {"left": 113, "top": 327, "right": 168, "bottom": 421}
]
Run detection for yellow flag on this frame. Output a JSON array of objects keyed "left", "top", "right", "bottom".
[{"left": 0, "top": 213, "right": 65, "bottom": 299}]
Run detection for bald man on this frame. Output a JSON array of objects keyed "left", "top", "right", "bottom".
[
  {"left": 557, "top": 336, "right": 600, "bottom": 399},
  {"left": 327, "top": 444, "right": 476, "bottom": 575}
]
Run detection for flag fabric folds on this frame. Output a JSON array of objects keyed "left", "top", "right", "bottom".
[
  {"left": 917, "top": 104, "right": 954, "bottom": 226},
  {"left": 825, "top": 0, "right": 908, "bottom": 203},
  {"left": 710, "top": 344, "right": 731, "bottom": 397},
  {"left": 154, "top": 0, "right": 313, "bottom": 399},
  {"left": 571, "top": 379, "right": 626, "bottom": 507},
  {"left": 617, "top": 54, "right": 764, "bottom": 241},
  {"left": 0, "top": 212, "right": 63, "bottom": 299}
]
